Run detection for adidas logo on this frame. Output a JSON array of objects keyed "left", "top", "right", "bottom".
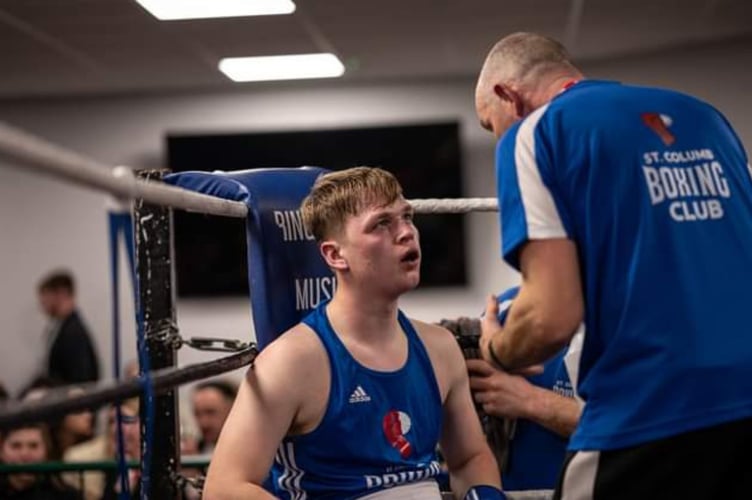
[{"left": 348, "top": 385, "right": 371, "bottom": 404}]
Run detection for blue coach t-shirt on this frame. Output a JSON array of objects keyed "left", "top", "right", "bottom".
[{"left": 496, "top": 80, "right": 752, "bottom": 451}]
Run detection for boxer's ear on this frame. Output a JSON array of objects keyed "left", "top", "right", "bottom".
[{"left": 321, "top": 240, "right": 348, "bottom": 271}]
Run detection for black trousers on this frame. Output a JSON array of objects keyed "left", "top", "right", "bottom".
[{"left": 554, "top": 417, "right": 752, "bottom": 500}]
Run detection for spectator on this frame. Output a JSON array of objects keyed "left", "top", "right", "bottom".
[
  {"left": 63, "top": 398, "right": 140, "bottom": 500},
  {"left": 37, "top": 270, "right": 99, "bottom": 385},
  {"left": 0, "top": 423, "right": 81, "bottom": 499},
  {"left": 49, "top": 387, "right": 96, "bottom": 460},
  {"left": 191, "top": 379, "right": 237, "bottom": 454}
]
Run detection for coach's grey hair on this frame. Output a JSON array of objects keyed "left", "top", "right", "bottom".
[{"left": 475, "top": 32, "right": 579, "bottom": 105}]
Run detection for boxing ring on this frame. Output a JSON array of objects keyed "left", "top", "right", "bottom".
[{"left": 0, "top": 120, "right": 499, "bottom": 499}]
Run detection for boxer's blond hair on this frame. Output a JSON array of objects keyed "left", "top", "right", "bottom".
[{"left": 301, "top": 167, "right": 403, "bottom": 241}]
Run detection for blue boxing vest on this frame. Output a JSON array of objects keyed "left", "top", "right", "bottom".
[{"left": 269, "top": 302, "right": 444, "bottom": 499}]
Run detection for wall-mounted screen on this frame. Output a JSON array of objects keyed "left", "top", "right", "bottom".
[{"left": 167, "top": 122, "right": 466, "bottom": 297}]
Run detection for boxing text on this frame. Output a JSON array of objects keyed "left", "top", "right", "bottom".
[
  {"left": 274, "top": 210, "right": 315, "bottom": 242},
  {"left": 295, "top": 276, "right": 337, "bottom": 311},
  {"left": 364, "top": 461, "right": 442, "bottom": 489},
  {"left": 641, "top": 148, "right": 731, "bottom": 222}
]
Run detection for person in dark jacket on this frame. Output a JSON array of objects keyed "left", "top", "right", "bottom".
[{"left": 37, "top": 270, "right": 99, "bottom": 384}]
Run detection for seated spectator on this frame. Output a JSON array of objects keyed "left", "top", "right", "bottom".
[
  {"left": 191, "top": 379, "right": 237, "bottom": 454},
  {"left": 50, "top": 387, "right": 96, "bottom": 460},
  {"left": 63, "top": 398, "right": 140, "bottom": 500},
  {"left": 0, "top": 423, "right": 81, "bottom": 499}
]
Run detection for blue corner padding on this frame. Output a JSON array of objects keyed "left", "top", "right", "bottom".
[{"left": 164, "top": 167, "right": 335, "bottom": 349}]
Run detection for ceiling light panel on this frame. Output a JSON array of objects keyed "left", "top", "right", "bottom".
[
  {"left": 134, "top": 0, "right": 296, "bottom": 21},
  {"left": 219, "top": 53, "right": 345, "bottom": 82}
]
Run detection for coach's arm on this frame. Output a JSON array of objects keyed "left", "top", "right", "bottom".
[{"left": 480, "top": 239, "right": 584, "bottom": 372}]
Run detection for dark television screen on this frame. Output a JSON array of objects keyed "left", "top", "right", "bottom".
[{"left": 167, "top": 122, "right": 466, "bottom": 297}]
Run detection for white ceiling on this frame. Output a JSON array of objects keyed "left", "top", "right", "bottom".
[{"left": 0, "top": 0, "right": 750, "bottom": 99}]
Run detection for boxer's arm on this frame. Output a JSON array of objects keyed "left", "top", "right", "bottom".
[
  {"left": 203, "top": 325, "right": 315, "bottom": 500},
  {"left": 468, "top": 358, "right": 581, "bottom": 438},
  {"left": 524, "top": 385, "right": 582, "bottom": 437},
  {"left": 482, "top": 239, "right": 584, "bottom": 371},
  {"left": 419, "top": 323, "right": 501, "bottom": 498}
]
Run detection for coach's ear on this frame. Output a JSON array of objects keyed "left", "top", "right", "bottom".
[
  {"left": 321, "top": 240, "right": 348, "bottom": 271},
  {"left": 493, "top": 84, "right": 525, "bottom": 119}
]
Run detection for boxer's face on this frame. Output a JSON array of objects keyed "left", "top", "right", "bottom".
[{"left": 340, "top": 196, "right": 421, "bottom": 295}]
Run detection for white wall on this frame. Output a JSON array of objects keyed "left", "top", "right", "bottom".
[
  {"left": 0, "top": 38, "right": 750, "bottom": 399},
  {"left": 0, "top": 79, "right": 515, "bottom": 398}
]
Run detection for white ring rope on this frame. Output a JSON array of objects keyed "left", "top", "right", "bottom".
[
  {"left": 0, "top": 122, "right": 248, "bottom": 218},
  {"left": 0, "top": 121, "right": 497, "bottom": 216},
  {"left": 410, "top": 198, "right": 497, "bottom": 213}
]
